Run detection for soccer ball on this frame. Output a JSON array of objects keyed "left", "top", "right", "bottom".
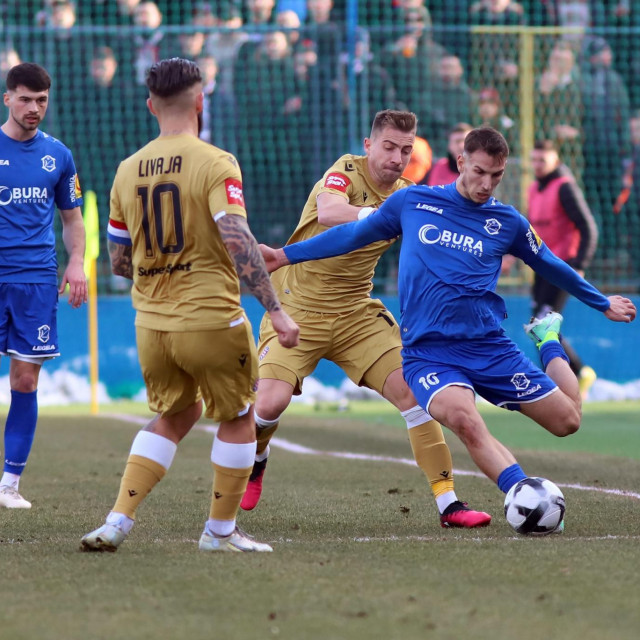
[{"left": 504, "top": 477, "right": 565, "bottom": 536}]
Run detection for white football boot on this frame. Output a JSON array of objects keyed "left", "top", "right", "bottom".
[
  {"left": 198, "top": 525, "right": 273, "bottom": 552},
  {"left": 80, "top": 512, "right": 133, "bottom": 552},
  {"left": 0, "top": 485, "right": 31, "bottom": 509}
]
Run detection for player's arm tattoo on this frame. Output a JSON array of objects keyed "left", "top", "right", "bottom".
[
  {"left": 108, "top": 240, "right": 134, "bottom": 280},
  {"left": 216, "top": 214, "right": 282, "bottom": 312}
]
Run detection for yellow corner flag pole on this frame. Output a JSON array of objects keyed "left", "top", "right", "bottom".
[{"left": 84, "top": 190, "right": 100, "bottom": 415}]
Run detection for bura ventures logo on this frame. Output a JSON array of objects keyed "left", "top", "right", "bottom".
[
  {"left": 418, "top": 224, "right": 483, "bottom": 255},
  {"left": 0, "top": 185, "right": 49, "bottom": 206}
]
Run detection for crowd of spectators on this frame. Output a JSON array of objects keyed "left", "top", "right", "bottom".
[{"left": 1, "top": 1, "right": 639, "bottom": 288}]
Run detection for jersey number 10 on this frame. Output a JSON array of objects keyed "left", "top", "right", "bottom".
[{"left": 137, "top": 183, "right": 185, "bottom": 257}]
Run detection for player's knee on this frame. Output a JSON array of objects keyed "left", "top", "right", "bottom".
[
  {"left": 11, "top": 373, "right": 38, "bottom": 393},
  {"left": 443, "top": 407, "right": 484, "bottom": 447},
  {"left": 255, "top": 394, "right": 289, "bottom": 422},
  {"left": 548, "top": 404, "right": 581, "bottom": 437}
]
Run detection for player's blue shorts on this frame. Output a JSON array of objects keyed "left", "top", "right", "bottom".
[
  {"left": 0, "top": 283, "right": 60, "bottom": 360},
  {"left": 402, "top": 333, "right": 557, "bottom": 413}
]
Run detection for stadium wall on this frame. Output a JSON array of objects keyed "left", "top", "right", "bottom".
[{"left": 49, "top": 295, "right": 640, "bottom": 398}]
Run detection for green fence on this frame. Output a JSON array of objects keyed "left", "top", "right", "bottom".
[{"left": 2, "top": 1, "right": 639, "bottom": 293}]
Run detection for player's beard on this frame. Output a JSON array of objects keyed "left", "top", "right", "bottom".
[{"left": 197, "top": 111, "right": 203, "bottom": 137}]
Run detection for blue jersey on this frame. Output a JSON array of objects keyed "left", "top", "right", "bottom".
[
  {"left": 285, "top": 182, "right": 610, "bottom": 347},
  {"left": 0, "top": 128, "right": 83, "bottom": 284}
]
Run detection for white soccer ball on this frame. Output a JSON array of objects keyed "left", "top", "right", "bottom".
[{"left": 504, "top": 477, "right": 565, "bottom": 536}]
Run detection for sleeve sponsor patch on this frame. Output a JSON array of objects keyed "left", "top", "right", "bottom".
[
  {"left": 74, "top": 174, "right": 82, "bottom": 201},
  {"left": 324, "top": 172, "right": 350, "bottom": 192},
  {"left": 225, "top": 177, "right": 245, "bottom": 207}
]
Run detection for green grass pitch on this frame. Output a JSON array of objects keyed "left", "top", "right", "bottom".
[{"left": 1, "top": 401, "right": 639, "bottom": 640}]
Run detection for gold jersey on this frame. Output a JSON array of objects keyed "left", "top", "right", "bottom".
[
  {"left": 272, "top": 154, "right": 412, "bottom": 313},
  {"left": 109, "top": 134, "right": 247, "bottom": 331}
]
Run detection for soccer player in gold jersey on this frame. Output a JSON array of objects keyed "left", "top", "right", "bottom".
[
  {"left": 242, "top": 110, "right": 491, "bottom": 528},
  {"left": 81, "top": 58, "right": 299, "bottom": 553}
]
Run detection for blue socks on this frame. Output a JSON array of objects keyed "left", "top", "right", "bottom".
[
  {"left": 539, "top": 340, "right": 570, "bottom": 370},
  {"left": 497, "top": 463, "right": 527, "bottom": 494},
  {"left": 3, "top": 389, "right": 38, "bottom": 475}
]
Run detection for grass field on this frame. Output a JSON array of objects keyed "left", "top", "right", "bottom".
[{"left": 1, "top": 401, "right": 639, "bottom": 640}]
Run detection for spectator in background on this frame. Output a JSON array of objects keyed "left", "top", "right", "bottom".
[
  {"left": 417, "top": 54, "right": 474, "bottom": 157},
  {"left": 234, "top": 30, "right": 303, "bottom": 244},
  {"left": 177, "top": 29, "right": 207, "bottom": 60},
  {"left": 291, "top": 36, "right": 343, "bottom": 185},
  {"left": 234, "top": 0, "right": 277, "bottom": 76},
  {"left": 116, "top": 0, "right": 142, "bottom": 21},
  {"left": 475, "top": 86, "right": 518, "bottom": 154},
  {"left": 402, "top": 135, "right": 432, "bottom": 184},
  {"left": 132, "top": 1, "right": 166, "bottom": 86},
  {"left": 0, "top": 46, "right": 21, "bottom": 121},
  {"left": 607, "top": 0, "right": 640, "bottom": 110},
  {"left": 276, "top": 9, "right": 302, "bottom": 49},
  {"left": 35, "top": 0, "right": 76, "bottom": 28},
  {"left": 525, "top": 140, "right": 599, "bottom": 398},
  {"left": 0, "top": 46, "right": 20, "bottom": 81},
  {"left": 426, "top": 122, "right": 473, "bottom": 186},
  {"left": 338, "top": 30, "right": 402, "bottom": 128},
  {"left": 429, "top": 0, "right": 471, "bottom": 67},
  {"left": 304, "top": 0, "right": 341, "bottom": 63},
  {"left": 535, "top": 39, "right": 583, "bottom": 182},
  {"left": 579, "top": 36, "right": 631, "bottom": 232},
  {"left": 201, "top": 3, "right": 248, "bottom": 94},
  {"left": 383, "top": 2, "right": 445, "bottom": 114},
  {"left": 277, "top": 0, "right": 307, "bottom": 21},
  {"left": 469, "top": 0, "right": 526, "bottom": 120},
  {"left": 196, "top": 53, "right": 237, "bottom": 155},
  {"left": 612, "top": 109, "right": 640, "bottom": 289}
]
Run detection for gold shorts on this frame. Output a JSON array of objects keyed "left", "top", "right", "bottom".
[
  {"left": 257, "top": 299, "right": 402, "bottom": 395},
  {"left": 136, "top": 319, "right": 258, "bottom": 423}
]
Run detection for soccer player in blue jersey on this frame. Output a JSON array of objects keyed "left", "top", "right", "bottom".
[
  {"left": 260, "top": 127, "right": 636, "bottom": 508},
  {"left": 0, "top": 63, "right": 87, "bottom": 509}
]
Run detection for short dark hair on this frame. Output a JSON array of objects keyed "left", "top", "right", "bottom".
[
  {"left": 533, "top": 139, "right": 557, "bottom": 152},
  {"left": 371, "top": 109, "right": 417, "bottom": 137},
  {"left": 146, "top": 57, "right": 202, "bottom": 98},
  {"left": 5, "top": 62, "right": 51, "bottom": 92},
  {"left": 464, "top": 127, "right": 509, "bottom": 162}
]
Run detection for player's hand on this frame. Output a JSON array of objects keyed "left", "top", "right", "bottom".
[
  {"left": 269, "top": 309, "right": 299, "bottom": 348},
  {"left": 259, "top": 244, "right": 290, "bottom": 273},
  {"left": 604, "top": 295, "right": 637, "bottom": 323},
  {"left": 59, "top": 261, "right": 88, "bottom": 308}
]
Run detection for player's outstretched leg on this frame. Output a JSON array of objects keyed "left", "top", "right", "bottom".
[{"left": 379, "top": 366, "right": 492, "bottom": 528}]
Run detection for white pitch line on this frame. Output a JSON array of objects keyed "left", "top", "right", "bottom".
[{"left": 105, "top": 414, "right": 640, "bottom": 501}]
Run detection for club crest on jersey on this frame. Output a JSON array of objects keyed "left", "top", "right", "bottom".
[
  {"left": 41, "top": 155, "right": 56, "bottom": 172},
  {"left": 37, "top": 325, "right": 51, "bottom": 343},
  {"left": 324, "top": 173, "right": 350, "bottom": 192},
  {"left": 225, "top": 178, "right": 245, "bottom": 207},
  {"left": 484, "top": 218, "right": 501, "bottom": 235}
]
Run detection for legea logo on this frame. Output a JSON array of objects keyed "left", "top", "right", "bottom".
[{"left": 418, "top": 224, "right": 484, "bottom": 254}]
